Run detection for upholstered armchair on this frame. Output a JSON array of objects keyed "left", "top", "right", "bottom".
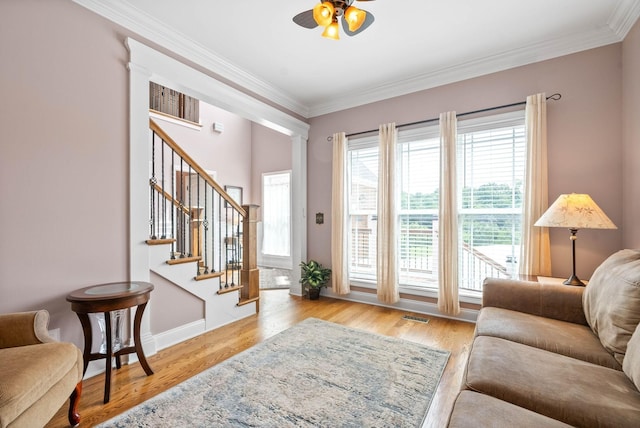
[{"left": 0, "top": 310, "right": 83, "bottom": 427}]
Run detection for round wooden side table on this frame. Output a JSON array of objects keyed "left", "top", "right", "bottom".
[{"left": 67, "top": 281, "right": 155, "bottom": 404}]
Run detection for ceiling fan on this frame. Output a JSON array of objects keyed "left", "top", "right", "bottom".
[{"left": 293, "top": 0, "right": 376, "bottom": 40}]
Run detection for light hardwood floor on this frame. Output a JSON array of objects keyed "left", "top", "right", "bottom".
[{"left": 47, "top": 290, "right": 476, "bottom": 427}]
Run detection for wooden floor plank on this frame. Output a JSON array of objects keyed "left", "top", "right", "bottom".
[{"left": 46, "top": 290, "right": 475, "bottom": 427}]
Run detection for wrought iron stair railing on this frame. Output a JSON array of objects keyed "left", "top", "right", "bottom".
[{"left": 147, "top": 118, "right": 246, "bottom": 289}]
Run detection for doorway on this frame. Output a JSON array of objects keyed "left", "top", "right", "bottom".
[{"left": 259, "top": 171, "right": 292, "bottom": 289}]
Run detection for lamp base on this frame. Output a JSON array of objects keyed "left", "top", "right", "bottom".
[{"left": 563, "top": 274, "right": 586, "bottom": 287}]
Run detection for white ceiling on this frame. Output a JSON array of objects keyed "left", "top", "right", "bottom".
[{"left": 74, "top": 0, "right": 640, "bottom": 118}]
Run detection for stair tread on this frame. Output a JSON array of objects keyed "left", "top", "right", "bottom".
[
  {"left": 166, "top": 256, "right": 201, "bottom": 265},
  {"left": 217, "top": 285, "right": 243, "bottom": 294},
  {"left": 146, "top": 238, "right": 176, "bottom": 246},
  {"left": 237, "top": 296, "right": 259, "bottom": 306},
  {"left": 195, "top": 272, "right": 225, "bottom": 281}
]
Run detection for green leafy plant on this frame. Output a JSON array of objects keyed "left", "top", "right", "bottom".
[{"left": 299, "top": 260, "right": 332, "bottom": 290}]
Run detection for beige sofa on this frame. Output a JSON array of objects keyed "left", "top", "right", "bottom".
[
  {"left": 0, "top": 311, "right": 83, "bottom": 428},
  {"left": 448, "top": 249, "right": 640, "bottom": 427}
]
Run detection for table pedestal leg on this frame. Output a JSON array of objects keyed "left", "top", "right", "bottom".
[
  {"left": 76, "top": 313, "right": 92, "bottom": 376},
  {"left": 133, "top": 302, "right": 154, "bottom": 376},
  {"left": 103, "top": 311, "right": 112, "bottom": 404}
]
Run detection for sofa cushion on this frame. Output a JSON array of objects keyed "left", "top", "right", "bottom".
[
  {"left": 465, "top": 336, "right": 640, "bottom": 427},
  {"left": 448, "top": 391, "right": 572, "bottom": 428},
  {"left": 476, "top": 307, "right": 621, "bottom": 369},
  {"left": 623, "top": 322, "right": 640, "bottom": 390},
  {"left": 482, "top": 278, "right": 587, "bottom": 325},
  {"left": 0, "top": 342, "right": 81, "bottom": 427},
  {"left": 583, "top": 249, "right": 640, "bottom": 365}
]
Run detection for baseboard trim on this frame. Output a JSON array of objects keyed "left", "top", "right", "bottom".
[
  {"left": 154, "top": 319, "right": 207, "bottom": 351},
  {"left": 323, "top": 289, "right": 478, "bottom": 323},
  {"left": 153, "top": 311, "right": 258, "bottom": 352}
]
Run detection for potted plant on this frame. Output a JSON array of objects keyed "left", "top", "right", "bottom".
[{"left": 299, "top": 260, "right": 331, "bottom": 300}]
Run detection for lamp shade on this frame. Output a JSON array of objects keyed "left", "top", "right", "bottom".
[
  {"left": 534, "top": 193, "right": 617, "bottom": 230},
  {"left": 322, "top": 19, "right": 340, "bottom": 40},
  {"left": 313, "top": 2, "right": 334, "bottom": 27},
  {"left": 344, "top": 6, "right": 366, "bottom": 32}
]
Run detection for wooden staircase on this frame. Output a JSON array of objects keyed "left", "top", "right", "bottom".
[
  {"left": 146, "top": 118, "right": 259, "bottom": 333},
  {"left": 147, "top": 240, "right": 255, "bottom": 331}
]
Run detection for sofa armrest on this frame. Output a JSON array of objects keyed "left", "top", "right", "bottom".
[
  {"left": 482, "top": 278, "right": 588, "bottom": 325},
  {"left": 0, "top": 310, "right": 55, "bottom": 348}
]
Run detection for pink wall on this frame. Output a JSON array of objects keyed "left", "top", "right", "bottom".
[
  {"left": 308, "top": 44, "right": 626, "bottom": 280},
  {"left": 155, "top": 102, "right": 253, "bottom": 196},
  {"left": 250, "top": 123, "right": 292, "bottom": 218},
  {"left": 150, "top": 272, "right": 204, "bottom": 333},
  {"left": 622, "top": 19, "right": 640, "bottom": 248},
  {"left": 0, "top": 0, "right": 131, "bottom": 346}
]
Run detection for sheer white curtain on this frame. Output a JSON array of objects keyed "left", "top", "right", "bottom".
[
  {"left": 377, "top": 123, "right": 399, "bottom": 304},
  {"left": 519, "top": 93, "right": 552, "bottom": 276},
  {"left": 331, "top": 132, "right": 350, "bottom": 295},
  {"left": 438, "top": 111, "right": 460, "bottom": 315}
]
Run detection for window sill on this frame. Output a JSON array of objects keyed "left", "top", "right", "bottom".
[
  {"left": 150, "top": 110, "right": 202, "bottom": 130},
  {"left": 349, "top": 278, "right": 482, "bottom": 305}
]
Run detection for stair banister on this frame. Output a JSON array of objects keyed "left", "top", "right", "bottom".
[
  {"left": 149, "top": 119, "right": 246, "bottom": 217},
  {"left": 148, "top": 118, "right": 259, "bottom": 308}
]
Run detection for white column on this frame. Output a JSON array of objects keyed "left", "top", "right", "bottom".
[
  {"left": 127, "top": 54, "right": 156, "bottom": 357},
  {"left": 290, "top": 134, "right": 307, "bottom": 296}
]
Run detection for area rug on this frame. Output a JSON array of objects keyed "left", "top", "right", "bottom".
[
  {"left": 258, "top": 266, "right": 292, "bottom": 289},
  {"left": 98, "top": 318, "right": 450, "bottom": 427}
]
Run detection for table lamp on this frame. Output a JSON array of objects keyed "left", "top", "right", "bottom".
[{"left": 534, "top": 193, "right": 617, "bottom": 286}]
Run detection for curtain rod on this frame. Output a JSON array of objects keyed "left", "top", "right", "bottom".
[{"left": 327, "top": 93, "right": 562, "bottom": 141}]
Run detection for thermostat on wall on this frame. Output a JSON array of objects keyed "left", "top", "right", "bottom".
[{"left": 212, "top": 122, "right": 224, "bottom": 133}]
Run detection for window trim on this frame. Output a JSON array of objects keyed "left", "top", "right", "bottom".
[
  {"left": 457, "top": 109, "right": 525, "bottom": 292},
  {"left": 457, "top": 110, "right": 525, "bottom": 132}
]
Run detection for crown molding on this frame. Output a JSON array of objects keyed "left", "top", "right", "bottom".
[
  {"left": 308, "top": 23, "right": 631, "bottom": 117},
  {"left": 309, "top": 1, "right": 640, "bottom": 117},
  {"left": 609, "top": 0, "right": 640, "bottom": 38},
  {"left": 72, "top": 0, "right": 310, "bottom": 118}
]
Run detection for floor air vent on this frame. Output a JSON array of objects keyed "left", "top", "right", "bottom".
[{"left": 402, "top": 315, "right": 430, "bottom": 324}]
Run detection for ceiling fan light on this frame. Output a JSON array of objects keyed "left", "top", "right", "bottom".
[
  {"left": 313, "top": 2, "right": 335, "bottom": 27},
  {"left": 322, "top": 20, "right": 340, "bottom": 40},
  {"left": 344, "top": 6, "right": 366, "bottom": 32}
]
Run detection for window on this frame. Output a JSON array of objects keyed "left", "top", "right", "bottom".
[
  {"left": 348, "top": 141, "right": 378, "bottom": 281},
  {"left": 346, "top": 111, "right": 525, "bottom": 293},
  {"left": 457, "top": 112, "right": 525, "bottom": 291},
  {"left": 397, "top": 128, "right": 441, "bottom": 288},
  {"left": 348, "top": 129, "right": 442, "bottom": 287},
  {"left": 149, "top": 82, "right": 200, "bottom": 124},
  {"left": 262, "top": 171, "right": 291, "bottom": 257}
]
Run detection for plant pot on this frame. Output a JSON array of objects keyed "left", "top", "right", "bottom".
[{"left": 308, "top": 288, "right": 321, "bottom": 300}]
